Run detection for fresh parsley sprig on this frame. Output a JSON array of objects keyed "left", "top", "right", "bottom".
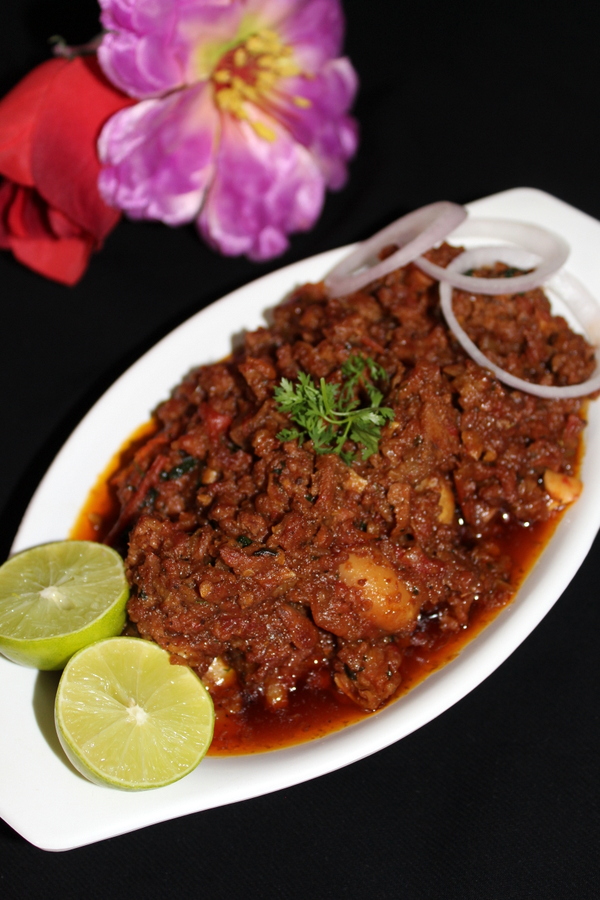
[{"left": 274, "top": 353, "right": 395, "bottom": 463}]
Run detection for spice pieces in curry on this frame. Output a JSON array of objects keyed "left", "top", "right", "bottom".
[{"left": 105, "top": 245, "right": 594, "bottom": 717}]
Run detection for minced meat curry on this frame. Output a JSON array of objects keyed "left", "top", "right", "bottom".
[{"left": 89, "top": 244, "right": 595, "bottom": 732}]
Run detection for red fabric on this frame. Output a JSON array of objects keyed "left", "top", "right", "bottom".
[{"left": 0, "top": 56, "right": 133, "bottom": 285}]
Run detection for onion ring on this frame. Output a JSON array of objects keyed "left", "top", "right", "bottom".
[
  {"left": 324, "top": 201, "right": 467, "bottom": 298},
  {"left": 415, "top": 218, "right": 570, "bottom": 295},
  {"left": 439, "top": 246, "right": 600, "bottom": 398}
]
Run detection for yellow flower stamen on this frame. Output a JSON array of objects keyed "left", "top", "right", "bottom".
[
  {"left": 257, "top": 54, "right": 277, "bottom": 69},
  {"left": 251, "top": 120, "right": 276, "bottom": 142},
  {"left": 293, "top": 95, "right": 312, "bottom": 108},
  {"left": 211, "top": 28, "right": 305, "bottom": 142},
  {"left": 255, "top": 70, "right": 278, "bottom": 89},
  {"left": 273, "top": 58, "right": 301, "bottom": 77},
  {"left": 233, "top": 47, "right": 248, "bottom": 67},
  {"left": 216, "top": 88, "right": 247, "bottom": 119},
  {"left": 243, "top": 84, "right": 261, "bottom": 102},
  {"left": 246, "top": 29, "right": 281, "bottom": 54}
]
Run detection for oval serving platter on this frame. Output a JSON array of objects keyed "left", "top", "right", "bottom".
[{"left": 2, "top": 186, "right": 600, "bottom": 851}]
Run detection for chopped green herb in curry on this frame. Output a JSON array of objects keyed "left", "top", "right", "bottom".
[{"left": 274, "top": 353, "right": 395, "bottom": 463}]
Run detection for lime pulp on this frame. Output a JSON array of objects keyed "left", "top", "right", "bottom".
[
  {"left": 55, "top": 637, "right": 215, "bottom": 790},
  {"left": 0, "top": 540, "right": 129, "bottom": 669}
]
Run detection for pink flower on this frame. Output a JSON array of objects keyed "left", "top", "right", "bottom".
[{"left": 97, "top": 0, "right": 358, "bottom": 260}]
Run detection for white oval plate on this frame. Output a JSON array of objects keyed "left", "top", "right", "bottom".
[{"left": 2, "top": 187, "right": 600, "bottom": 851}]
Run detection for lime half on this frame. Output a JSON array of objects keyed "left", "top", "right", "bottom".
[
  {"left": 0, "top": 540, "right": 128, "bottom": 669},
  {"left": 55, "top": 637, "right": 215, "bottom": 790}
]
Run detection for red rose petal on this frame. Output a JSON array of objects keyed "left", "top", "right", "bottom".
[
  {"left": 47, "top": 205, "right": 83, "bottom": 239},
  {"left": 9, "top": 233, "right": 94, "bottom": 286},
  {"left": 0, "top": 180, "right": 17, "bottom": 246},
  {"left": 0, "top": 58, "right": 69, "bottom": 186},
  {"left": 5, "top": 184, "right": 52, "bottom": 240},
  {"left": 31, "top": 56, "right": 133, "bottom": 241}
]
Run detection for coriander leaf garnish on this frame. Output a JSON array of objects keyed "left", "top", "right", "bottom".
[{"left": 274, "top": 353, "right": 395, "bottom": 463}]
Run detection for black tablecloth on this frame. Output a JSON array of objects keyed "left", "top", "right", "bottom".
[{"left": 1, "top": 1, "right": 599, "bottom": 895}]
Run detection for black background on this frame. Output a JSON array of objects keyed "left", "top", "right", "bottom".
[{"left": 0, "top": 1, "right": 599, "bottom": 896}]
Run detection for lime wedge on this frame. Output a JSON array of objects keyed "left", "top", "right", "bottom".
[
  {"left": 55, "top": 637, "right": 215, "bottom": 790},
  {"left": 0, "top": 541, "right": 128, "bottom": 669}
]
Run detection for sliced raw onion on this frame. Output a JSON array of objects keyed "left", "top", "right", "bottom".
[
  {"left": 439, "top": 247, "right": 600, "bottom": 398},
  {"left": 324, "top": 201, "right": 467, "bottom": 298},
  {"left": 416, "top": 218, "right": 570, "bottom": 295}
]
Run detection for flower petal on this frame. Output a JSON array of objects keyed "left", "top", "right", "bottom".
[
  {"left": 4, "top": 184, "right": 50, "bottom": 239},
  {"left": 268, "top": 57, "right": 358, "bottom": 188},
  {"left": 98, "top": 0, "right": 245, "bottom": 97},
  {"left": 99, "top": 29, "right": 184, "bottom": 99},
  {"left": 0, "top": 58, "right": 69, "bottom": 186},
  {"left": 9, "top": 234, "right": 94, "bottom": 285},
  {"left": 0, "top": 181, "right": 93, "bottom": 285},
  {"left": 30, "top": 56, "right": 132, "bottom": 241},
  {"left": 198, "top": 110, "right": 325, "bottom": 260},
  {"left": 275, "top": 0, "right": 346, "bottom": 72},
  {"left": 0, "top": 180, "right": 16, "bottom": 247},
  {"left": 98, "top": 82, "right": 219, "bottom": 225},
  {"left": 99, "top": 0, "right": 178, "bottom": 35}
]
